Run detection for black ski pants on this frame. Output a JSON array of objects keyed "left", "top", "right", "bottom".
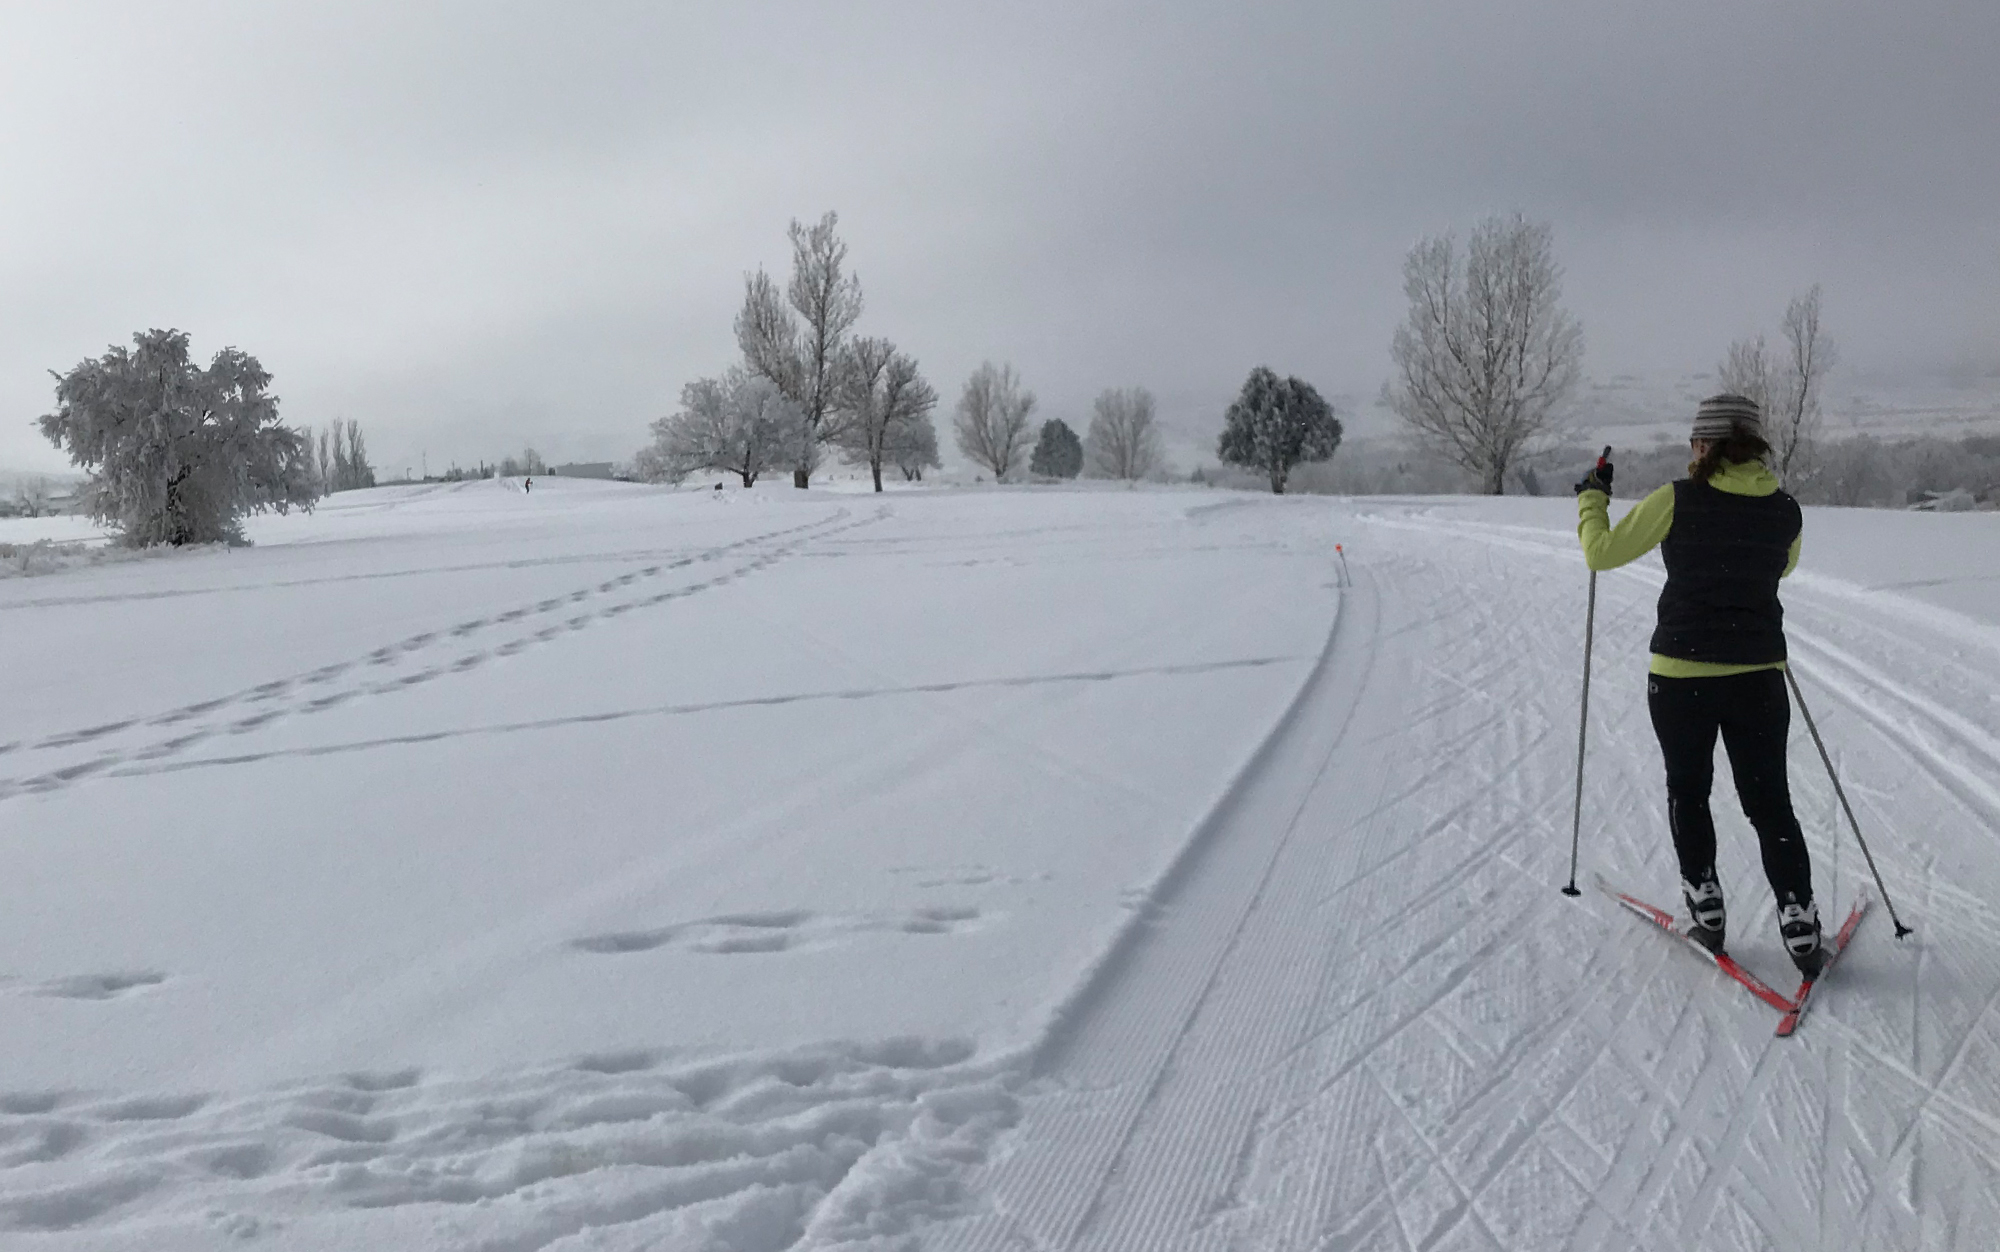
[{"left": 1647, "top": 668, "right": 1815, "bottom": 905}]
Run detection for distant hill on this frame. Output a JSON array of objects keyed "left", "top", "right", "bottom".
[
  {"left": 1564, "top": 369, "right": 2000, "bottom": 449},
  {"left": 0, "top": 467, "right": 84, "bottom": 494}
]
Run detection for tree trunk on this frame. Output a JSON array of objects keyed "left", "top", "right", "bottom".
[
  {"left": 1270, "top": 466, "right": 1288, "bottom": 494},
  {"left": 871, "top": 459, "right": 883, "bottom": 492},
  {"left": 739, "top": 470, "right": 755, "bottom": 487},
  {"left": 793, "top": 467, "right": 810, "bottom": 489},
  {"left": 1482, "top": 459, "right": 1508, "bottom": 495}
]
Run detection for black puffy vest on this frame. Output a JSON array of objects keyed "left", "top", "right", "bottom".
[{"left": 1650, "top": 478, "right": 1802, "bottom": 664}]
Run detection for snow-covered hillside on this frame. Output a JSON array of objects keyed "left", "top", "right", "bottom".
[{"left": 1, "top": 479, "right": 1996, "bottom": 1249}]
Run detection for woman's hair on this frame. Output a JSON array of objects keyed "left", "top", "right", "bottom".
[{"left": 1688, "top": 431, "right": 1771, "bottom": 481}]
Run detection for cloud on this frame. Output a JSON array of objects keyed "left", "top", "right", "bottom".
[{"left": 3, "top": 0, "right": 1995, "bottom": 473}]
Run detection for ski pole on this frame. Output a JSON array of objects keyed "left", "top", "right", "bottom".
[
  {"left": 1334, "top": 543, "right": 1350, "bottom": 588},
  {"left": 1784, "top": 666, "right": 1914, "bottom": 938},
  {"left": 1563, "top": 446, "right": 1612, "bottom": 898},
  {"left": 1562, "top": 568, "right": 1597, "bottom": 897}
]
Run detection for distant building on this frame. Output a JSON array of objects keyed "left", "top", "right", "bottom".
[{"left": 550, "top": 462, "right": 615, "bottom": 480}]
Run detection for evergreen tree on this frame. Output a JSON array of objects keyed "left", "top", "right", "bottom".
[
  {"left": 1217, "top": 367, "right": 1342, "bottom": 494},
  {"left": 1029, "top": 418, "right": 1084, "bottom": 479}
]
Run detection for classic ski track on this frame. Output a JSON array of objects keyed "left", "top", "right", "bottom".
[
  {"left": 933, "top": 507, "right": 2000, "bottom": 1250},
  {"left": 1361, "top": 1060, "right": 1511, "bottom": 1251},
  {"left": 946, "top": 547, "right": 1625, "bottom": 1250},
  {"left": 1273, "top": 563, "right": 1668, "bottom": 1248},
  {"left": 930, "top": 566, "right": 1372, "bottom": 1252},
  {"left": 1368, "top": 507, "right": 2000, "bottom": 1249},
  {"left": 0, "top": 509, "right": 874, "bottom": 800}
]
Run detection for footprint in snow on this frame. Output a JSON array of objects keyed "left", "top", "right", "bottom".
[
  {"left": 899, "top": 905, "right": 981, "bottom": 934},
  {"left": 571, "top": 905, "right": 989, "bottom": 957},
  {"left": 0, "top": 1119, "right": 87, "bottom": 1165},
  {"left": 572, "top": 1049, "right": 663, "bottom": 1075},
  {"left": 32, "top": 971, "right": 167, "bottom": 1001},
  {"left": 344, "top": 1067, "right": 421, "bottom": 1093},
  {"left": 893, "top": 863, "right": 1051, "bottom": 889},
  {"left": 87, "top": 1093, "right": 208, "bottom": 1122},
  {"left": 283, "top": 1108, "right": 396, "bottom": 1144},
  {"left": 0, "top": 1091, "right": 68, "bottom": 1116},
  {"left": 918, "top": 871, "right": 997, "bottom": 888},
  {"left": 188, "top": 1143, "right": 277, "bottom": 1180}
]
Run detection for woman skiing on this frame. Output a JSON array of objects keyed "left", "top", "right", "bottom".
[{"left": 1574, "top": 394, "right": 1824, "bottom": 976}]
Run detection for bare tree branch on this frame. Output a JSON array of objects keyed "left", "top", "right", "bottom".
[
  {"left": 1385, "top": 215, "right": 1582, "bottom": 494},
  {"left": 1085, "top": 387, "right": 1165, "bottom": 481},
  {"left": 733, "top": 211, "right": 863, "bottom": 487},
  {"left": 1718, "top": 285, "right": 1834, "bottom": 488},
  {"left": 833, "top": 336, "right": 936, "bottom": 492},
  {"left": 953, "top": 362, "right": 1036, "bottom": 482}
]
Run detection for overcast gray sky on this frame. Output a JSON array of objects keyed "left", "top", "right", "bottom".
[{"left": 4, "top": 0, "right": 1996, "bottom": 476}]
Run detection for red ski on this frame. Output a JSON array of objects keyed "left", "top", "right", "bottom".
[
  {"left": 1776, "top": 893, "right": 1870, "bottom": 1037},
  {"left": 1595, "top": 876, "right": 1796, "bottom": 1013}
]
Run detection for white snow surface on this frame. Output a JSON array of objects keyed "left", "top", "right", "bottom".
[{"left": 2, "top": 478, "right": 1997, "bottom": 1249}]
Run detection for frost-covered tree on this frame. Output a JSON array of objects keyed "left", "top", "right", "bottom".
[
  {"left": 304, "top": 428, "right": 323, "bottom": 491},
  {"left": 12, "top": 477, "right": 55, "bottom": 518},
  {"left": 735, "top": 211, "right": 864, "bottom": 488},
  {"left": 1218, "top": 367, "right": 1343, "bottom": 494},
  {"left": 1719, "top": 285, "right": 1834, "bottom": 488},
  {"left": 1716, "top": 338, "right": 1774, "bottom": 425},
  {"left": 496, "top": 448, "right": 547, "bottom": 479},
  {"left": 642, "top": 369, "right": 800, "bottom": 487},
  {"left": 1029, "top": 418, "right": 1083, "bottom": 479},
  {"left": 339, "top": 419, "right": 375, "bottom": 490},
  {"left": 1385, "top": 214, "right": 1583, "bottom": 494},
  {"left": 954, "top": 361, "right": 1036, "bottom": 482},
  {"left": 836, "top": 336, "right": 937, "bottom": 492},
  {"left": 38, "top": 329, "right": 316, "bottom": 545},
  {"left": 301, "top": 418, "right": 376, "bottom": 493},
  {"left": 887, "top": 409, "right": 941, "bottom": 481},
  {"left": 1085, "top": 387, "right": 1165, "bottom": 480}
]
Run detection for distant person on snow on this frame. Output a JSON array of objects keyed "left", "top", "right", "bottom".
[
  {"left": 1574, "top": 394, "right": 1823, "bottom": 976},
  {"left": 524, "top": 476, "right": 532, "bottom": 494}
]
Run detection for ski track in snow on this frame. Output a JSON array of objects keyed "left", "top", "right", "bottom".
[
  {"left": 924, "top": 504, "right": 2000, "bottom": 1251},
  {"left": 4, "top": 489, "right": 2000, "bottom": 1248}
]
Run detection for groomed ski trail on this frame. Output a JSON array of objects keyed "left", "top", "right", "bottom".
[{"left": 936, "top": 505, "right": 2000, "bottom": 1252}]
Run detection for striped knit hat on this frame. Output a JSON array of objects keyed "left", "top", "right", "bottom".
[{"left": 1692, "top": 393, "right": 1763, "bottom": 441}]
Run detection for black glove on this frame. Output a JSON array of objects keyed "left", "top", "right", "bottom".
[{"left": 1573, "top": 449, "right": 1613, "bottom": 496}]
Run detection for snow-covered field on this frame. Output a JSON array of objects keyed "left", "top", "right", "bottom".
[{"left": 2, "top": 478, "right": 1997, "bottom": 1249}]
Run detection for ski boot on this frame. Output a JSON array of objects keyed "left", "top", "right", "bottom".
[
  {"left": 1683, "top": 872, "right": 1726, "bottom": 954},
  {"left": 1779, "top": 895, "right": 1826, "bottom": 978}
]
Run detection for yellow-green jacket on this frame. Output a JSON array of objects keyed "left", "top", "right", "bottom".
[{"left": 1576, "top": 460, "right": 1802, "bottom": 678}]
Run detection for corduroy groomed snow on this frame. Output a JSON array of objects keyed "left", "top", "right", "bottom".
[{"left": 1692, "top": 393, "right": 1763, "bottom": 441}]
